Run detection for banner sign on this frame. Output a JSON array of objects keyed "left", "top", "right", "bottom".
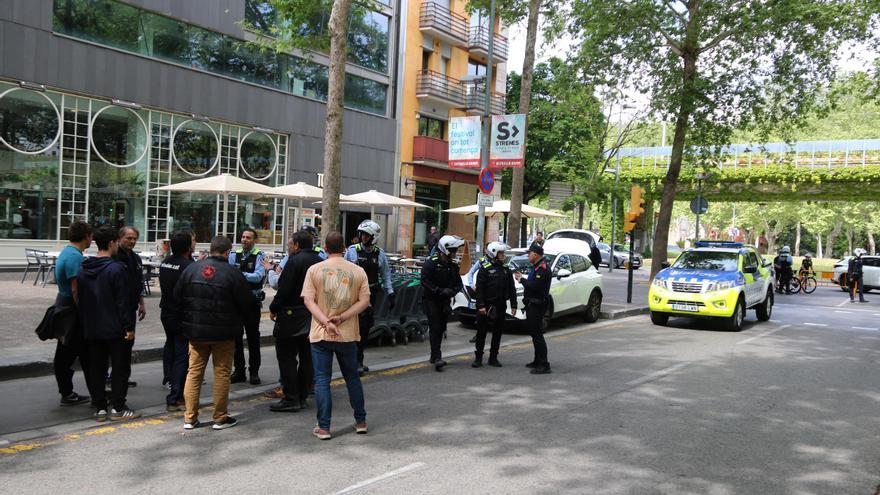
[
  {"left": 449, "top": 116, "right": 482, "bottom": 168},
  {"left": 490, "top": 114, "right": 526, "bottom": 168}
]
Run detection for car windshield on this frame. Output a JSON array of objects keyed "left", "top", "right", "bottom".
[
  {"left": 508, "top": 254, "right": 556, "bottom": 273},
  {"left": 672, "top": 251, "right": 739, "bottom": 272}
]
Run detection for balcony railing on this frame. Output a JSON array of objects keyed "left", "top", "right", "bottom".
[
  {"left": 412, "top": 136, "right": 449, "bottom": 164},
  {"left": 462, "top": 89, "right": 506, "bottom": 116},
  {"left": 468, "top": 25, "right": 509, "bottom": 62},
  {"left": 420, "top": 1, "right": 468, "bottom": 46},
  {"left": 416, "top": 70, "right": 465, "bottom": 106}
]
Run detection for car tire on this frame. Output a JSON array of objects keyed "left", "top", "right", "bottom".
[
  {"left": 755, "top": 288, "right": 773, "bottom": 321},
  {"left": 726, "top": 297, "right": 746, "bottom": 332},
  {"left": 613, "top": 257, "right": 621, "bottom": 269},
  {"left": 650, "top": 311, "right": 669, "bottom": 326},
  {"left": 584, "top": 290, "right": 602, "bottom": 323}
]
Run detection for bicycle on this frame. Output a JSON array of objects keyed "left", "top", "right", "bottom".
[{"left": 786, "top": 271, "right": 817, "bottom": 294}]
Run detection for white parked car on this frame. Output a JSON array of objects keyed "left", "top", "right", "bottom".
[
  {"left": 832, "top": 256, "right": 880, "bottom": 292},
  {"left": 453, "top": 243, "right": 604, "bottom": 330},
  {"left": 546, "top": 229, "right": 601, "bottom": 249}
]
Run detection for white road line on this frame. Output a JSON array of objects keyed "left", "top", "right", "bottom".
[
  {"left": 836, "top": 299, "right": 852, "bottom": 307},
  {"left": 852, "top": 326, "right": 880, "bottom": 331},
  {"left": 334, "top": 463, "right": 427, "bottom": 495},
  {"left": 769, "top": 319, "right": 782, "bottom": 323},
  {"left": 736, "top": 325, "right": 791, "bottom": 345},
  {"left": 834, "top": 310, "right": 852, "bottom": 314},
  {"left": 803, "top": 323, "right": 828, "bottom": 327},
  {"left": 625, "top": 362, "right": 690, "bottom": 387}
]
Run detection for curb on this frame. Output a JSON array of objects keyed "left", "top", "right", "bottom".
[{"left": 0, "top": 307, "right": 649, "bottom": 382}]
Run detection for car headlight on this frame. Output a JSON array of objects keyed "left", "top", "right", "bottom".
[
  {"left": 652, "top": 278, "right": 667, "bottom": 289},
  {"left": 706, "top": 280, "right": 735, "bottom": 292}
]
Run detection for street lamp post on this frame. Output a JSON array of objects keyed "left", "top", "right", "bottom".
[
  {"left": 694, "top": 171, "right": 711, "bottom": 240},
  {"left": 605, "top": 163, "right": 619, "bottom": 273},
  {"left": 475, "top": 0, "right": 496, "bottom": 256}
]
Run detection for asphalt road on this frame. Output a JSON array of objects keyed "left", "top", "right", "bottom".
[{"left": 2, "top": 287, "right": 879, "bottom": 494}]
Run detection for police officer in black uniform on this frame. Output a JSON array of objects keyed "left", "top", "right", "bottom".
[
  {"left": 472, "top": 242, "right": 517, "bottom": 368},
  {"left": 344, "top": 219, "right": 394, "bottom": 376},
  {"left": 228, "top": 227, "right": 266, "bottom": 385},
  {"left": 515, "top": 243, "right": 552, "bottom": 374},
  {"left": 849, "top": 248, "right": 869, "bottom": 303},
  {"left": 421, "top": 235, "right": 465, "bottom": 371}
]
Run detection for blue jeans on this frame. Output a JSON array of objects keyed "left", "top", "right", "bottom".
[
  {"left": 162, "top": 315, "right": 189, "bottom": 405},
  {"left": 311, "top": 341, "right": 366, "bottom": 430}
]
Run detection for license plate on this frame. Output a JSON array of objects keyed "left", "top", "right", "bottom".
[
  {"left": 671, "top": 303, "right": 699, "bottom": 312},
  {"left": 468, "top": 301, "right": 476, "bottom": 310}
]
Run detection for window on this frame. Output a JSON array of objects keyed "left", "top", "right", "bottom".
[
  {"left": 468, "top": 61, "right": 487, "bottom": 78},
  {"left": 672, "top": 251, "right": 739, "bottom": 272},
  {"left": 441, "top": 57, "right": 450, "bottom": 75},
  {"left": 745, "top": 252, "right": 759, "bottom": 271},
  {"left": 571, "top": 255, "right": 589, "bottom": 273},
  {"left": 172, "top": 120, "right": 219, "bottom": 176},
  {"left": 0, "top": 88, "right": 61, "bottom": 154},
  {"left": 414, "top": 182, "right": 449, "bottom": 251},
  {"left": 53, "top": 0, "right": 389, "bottom": 116},
  {"left": 422, "top": 50, "right": 432, "bottom": 71},
  {"left": 239, "top": 131, "right": 277, "bottom": 181},
  {"left": 0, "top": 146, "right": 60, "bottom": 240},
  {"left": 554, "top": 255, "right": 572, "bottom": 274},
  {"left": 418, "top": 117, "right": 445, "bottom": 139},
  {"left": 90, "top": 105, "right": 148, "bottom": 167}
]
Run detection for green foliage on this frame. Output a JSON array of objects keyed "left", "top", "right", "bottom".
[{"left": 501, "top": 59, "right": 605, "bottom": 203}]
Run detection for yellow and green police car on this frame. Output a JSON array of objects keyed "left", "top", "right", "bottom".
[{"left": 648, "top": 241, "right": 775, "bottom": 331}]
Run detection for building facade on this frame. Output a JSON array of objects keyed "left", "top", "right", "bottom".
[
  {"left": 396, "top": 0, "right": 507, "bottom": 260},
  {"left": 0, "top": 0, "right": 401, "bottom": 264}
]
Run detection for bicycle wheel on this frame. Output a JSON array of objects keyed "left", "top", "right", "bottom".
[
  {"left": 802, "top": 276, "right": 818, "bottom": 294},
  {"left": 787, "top": 277, "right": 801, "bottom": 294}
]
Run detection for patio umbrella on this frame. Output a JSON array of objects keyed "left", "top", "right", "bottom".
[
  {"left": 338, "top": 189, "right": 429, "bottom": 217},
  {"left": 153, "top": 173, "right": 276, "bottom": 236},
  {"left": 444, "top": 200, "right": 564, "bottom": 218}
]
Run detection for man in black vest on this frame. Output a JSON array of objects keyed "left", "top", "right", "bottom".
[
  {"left": 268, "top": 229, "right": 324, "bottom": 412},
  {"left": 420, "top": 235, "right": 465, "bottom": 371},
  {"left": 515, "top": 243, "right": 552, "bottom": 374},
  {"left": 849, "top": 248, "right": 869, "bottom": 303},
  {"left": 344, "top": 219, "right": 394, "bottom": 376},
  {"left": 472, "top": 242, "right": 517, "bottom": 368},
  {"left": 228, "top": 227, "right": 266, "bottom": 384},
  {"left": 159, "top": 231, "right": 195, "bottom": 411}
]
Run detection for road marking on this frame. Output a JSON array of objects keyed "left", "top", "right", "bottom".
[
  {"left": 770, "top": 319, "right": 782, "bottom": 323},
  {"left": 836, "top": 299, "right": 852, "bottom": 307},
  {"left": 852, "top": 326, "right": 880, "bottom": 331},
  {"left": 736, "top": 325, "right": 791, "bottom": 345},
  {"left": 334, "top": 462, "right": 427, "bottom": 495},
  {"left": 803, "top": 323, "right": 828, "bottom": 327},
  {"left": 834, "top": 310, "right": 852, "bottom": 314},
  {"left": 625, "top": 362, "right": 690, "bottom": 387}
]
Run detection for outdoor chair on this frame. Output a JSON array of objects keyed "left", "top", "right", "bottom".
[
  {"left": 34, "top": 250, "right": 55, "bottom": 288},
  {"left": 21, "top": 249, "right": 40, "bottom": 284}
]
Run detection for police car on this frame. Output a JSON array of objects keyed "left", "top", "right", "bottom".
[
  {"left": 648, "top": 241, "right": 775, "bottom": 331},
  {"left": 452, "top": 242, "right": 603, "bottom": 330}
]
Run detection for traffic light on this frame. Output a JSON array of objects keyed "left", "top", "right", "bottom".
[{"left": 623, "top": 212, "right": 639, "bottom": 233}]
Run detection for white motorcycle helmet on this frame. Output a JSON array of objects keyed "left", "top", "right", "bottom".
[
  {"left": 854, "top": 248, "right": 867, "bottom": 257},
  {"left": 437, "top": 235, "right": 465, "bottom": 256},
  {"left": 486, "top": 241, "right": 509, "bottom": 260},
  {"left": 357, "top": 219, "right": 381, "bottom": 242}
]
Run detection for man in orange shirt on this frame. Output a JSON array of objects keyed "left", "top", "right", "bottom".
[{"left": 302, "top": 232, "right": 372, "bottom": 440}]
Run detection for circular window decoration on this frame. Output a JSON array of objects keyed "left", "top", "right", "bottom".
[
  {"left": 238, "top": 131, "right": 278, "bottom": 181},
  {"left": 89, "top": 105, "right": 149, "bottom": 167},
  {"left": 0, "top": 88, "right": 61, "bottom": 155},
  {"left": 171, "top": 120, "right": 220, "bottom": 176}
]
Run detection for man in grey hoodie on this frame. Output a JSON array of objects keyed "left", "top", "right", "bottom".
[{"left": 78, "top": 225, "right": 140, "bottom": 422}]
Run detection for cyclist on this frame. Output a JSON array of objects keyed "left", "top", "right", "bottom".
[{"left": 799, "top": 254, "right": 814, "bottom": 278}]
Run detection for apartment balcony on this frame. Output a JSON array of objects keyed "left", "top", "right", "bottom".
[
  {"left": 416, "top": 70, "right": 465, "bottom": 108},
  {"left": 461, "top": 89, "right": 506, "bottom": 116},
  {"left": 468, "top": 25, "right": 509, "bottom": 63},
  {"left": 412, "top": 136, "right": 449, "bottom": 165},
  {"left": 419, "top": 1, "right": 468, "bottom": 47}
]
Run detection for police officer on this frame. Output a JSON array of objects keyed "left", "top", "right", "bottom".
[
  {"left": 849, "top": 248, "right": 869, "bottom": 303},
  {"left": 344, "top": 220, "right": 394, "bottom": 375},
  {"left": 228, "top": 227, "right": 265, "bottom": 384},
  {"left": 515, "top": 243, "right": 552, "bottom": 374},
  {"left": 774, "top": 246, "right": 793, "bottom": 294},
  {"left": 421, "top": 235, "right": 465, "bottom": 372},
  {"left": 300, "top": 224, "right": 328, "bottom": 260},
  {"left": 472, "top": 242, "right": 517, "bottom": 368}
]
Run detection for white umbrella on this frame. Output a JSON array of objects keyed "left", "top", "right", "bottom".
[
  {"left": 339, "top": 189, "right": 429, "bottom": 217},
  {"left": 444, "top": 200, "right": 565, "bottom": 218},
  {"left": 153, "top": 173, "right": 276, "bottom": 236}
]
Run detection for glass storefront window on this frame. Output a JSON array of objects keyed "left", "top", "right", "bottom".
[
  {"left": 413, "top": 182, "right": 449, "bottom": 252},
  {"left": 239, "top": 132, "right": 277, "bottom": 181},
  {"left": 88, "top": 156, "right": 147, "bottom": 233},
  {"left": 168, "top": 164, "right": 218, "bottom": 243},
  {"left": 172, "top": 120, "right": 220, "bottom": 176},
  {"left": 90, "top": 105, "right": 148, "bottom": 167},
  {"left": 0, "top": 88, "right": 62, "bottom": 154},
  {"left": 0, "top": 145, "right": 60, "bottom": 240},
  {"left": 54, "top": 0, "right": 390, "bottom": 116}
]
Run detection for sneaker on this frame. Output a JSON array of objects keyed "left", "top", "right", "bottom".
[
  {"left": 249, "top": 373, "right": 261, "bottom": 385},
  {"left": 471, "top": 359, "right": 483, "bottom": 368},
  {"left": 94, "top": 409, "right": 108, "bottom": 422},
  {"left": 313, "top": 426, "right": 331, "bottom": 440},
  {"left": 183, "top": 420, "right": 201, "bottom": 430},
  {"left": 530, "top": 365, "right": 552, "bottom": 375},
  {"left": 488, "top": 358, "right": 503, "bottom": 368},
  {"left": 434, "top": 359, "right": 447, "bottom": 372},
  {"left": 525, "top": 361, "right": 536, "bottom": 369},
  {"left": 468, "top": 336, "right": 477, "bottom": 343},
  {"left": 128, "top": 380, "right": 138, "bottom": 388},
  {"left": 60, "top": 392, "right": 90, "bottom": 406},
  {"left": 110, "top": 407, "right": 141, "bottom": 421},
  {"left": 166, "top": 401, "right": 186, "bottom": 412},
  {"left": 230, "top": 371, "right": 246, "bottom": 384},
  {"left": 263, "top": 386, "right": 284, "bottom": 399},
  {"left": 355, "top": 423, "right": 368, "bottom": 434},
  {"left": 357, "top": 365, "right": 369, "bottom": 377},
  {"left": 213, "top": 416, "right": 238, "bottom": 430},
  {"left": 269, "top": 399, "right": 301, "bottom": 412}
]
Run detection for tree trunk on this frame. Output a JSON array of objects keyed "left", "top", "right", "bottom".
[
  {"left": 868, "top": 230, "right": 876, "bottom": 255},
  {"left": 506, "top": 0, "right": 540, "bottom": 249},
  {"left": 794, "top": 221, "right": 801, "bottom": 256},
  {"left": 649, "top": 4, "right": 700, "bottom": 280},
  {"left": 846, "top": 228, "right": 853, "bottom": 256},
  {"left": 319, "top": 0, "right": 353, "bottom": 239},
  {"left": 826, "top": 223, "right": 842, "bottom": 259},
  {"left": 577, "top": 201, "right": 585, "bottom": 230},
  {"left": 816, "top": 233, "right": 823, "bottom": 259}
]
